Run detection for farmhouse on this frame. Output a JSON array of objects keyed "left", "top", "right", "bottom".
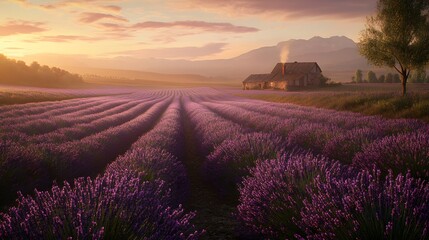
[{"left": 243, "top": 62, "right": 323, "bottom": 90}]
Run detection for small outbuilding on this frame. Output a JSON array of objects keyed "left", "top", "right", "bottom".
[{"left": 243, "top": 62, "right": 323, "bottom": 90}]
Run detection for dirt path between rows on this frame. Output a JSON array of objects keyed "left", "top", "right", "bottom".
[{"left": 180, "top": 100, "right": 242, "bottom": 239}]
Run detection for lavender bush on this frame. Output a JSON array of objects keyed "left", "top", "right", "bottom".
[
  {"left": 106, "top": 147, "right": 189, "bottom": 203},
  {"left": 0, "top": 99, "right": 170, "bottom": 207},
  {"left": 205, "top": 132, "right": 286, "bottom": 194},
  {"left": 237, "top": 152, "right": 348, "bottom": 239},
  {"left": 323, "top": 127, "right": 379, "bottom": 164},
  {"left": 0, "top": 141, "right": 49, "bottom": 206},
  {"left": 131, "top": 98, "right": 184, "bottom": 158},
  {"left": 353, "top": 131, "right": 429, "bottom": 179},
  {"left": 182, "top": 97, "right": 246, "bottom": 154},
  {"left": 300, "top": 169, "right": 429, "bottom": 239},
  {"left": 0, "top": 171, "right": 202, "bottom": 239},
  {"left": 287, "top": 123, "right": 343, "bottom": 154}
]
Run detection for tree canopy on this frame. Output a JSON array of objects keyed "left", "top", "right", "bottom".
[
  {"left": 358, "top": 0, "right": 429, "bottom": 95},
  {"left": 0, "top": 54, "right": 84, "bottom": 88}
]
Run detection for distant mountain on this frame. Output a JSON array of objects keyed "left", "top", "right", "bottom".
[
  {"left": 21, "top": 36, "right": 372, "bottom": 82},
  {"left": 227, "top": 36, "right": 369, "bottom": 81}
]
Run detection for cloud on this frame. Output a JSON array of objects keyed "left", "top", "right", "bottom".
[
  {"left": 97, "top": 22, "right": 128, "bottom": 32},
  {"left": 150, "top": 31, "right": 197, "bottom": 44},
  {"left": 9, "top": 0, "right": 123, "bottom": 12},
  {"left": 102, "top": 5, "right": 121, "bottom": 12},
  {"left": 95, "top": 20, "right": 258, "bottom": 42},
  {"left": 97, "top": 20, "right": 259, "bottom": 34},
  {"left": 35, "top": 35, "right": 104, "bottom": 42},
  {"left": 178, "top": 0, "right": 377, "bottom": 19},
  {"left": 111, "top": 43, "right": 227, "bottom": 59},
  {"left": 132, "top": 20, "right": 259, "bottom": 33},
  {"left": 0, "top": 20, "right": 47, "bottom": 36},
  {"left": 79, "top": 12, "right": 128, "bottom": 23}
]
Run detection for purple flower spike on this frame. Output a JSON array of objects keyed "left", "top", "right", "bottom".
[
  {"left": 237, "top": 152, "right": 348, "bottom": 239},
  {"left": 0, "top": 171, "right": 202, "bottom": 239},
  {"left": 300, "top": 168, "right": 429, "bottom": 239}
]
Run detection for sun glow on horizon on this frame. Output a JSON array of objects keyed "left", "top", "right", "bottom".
[{"left": 0, "top": 0, "right": 375, "bottom": 70}]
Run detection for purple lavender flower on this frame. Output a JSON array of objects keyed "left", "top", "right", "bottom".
[
  {"left": 205, "top": 132, "right": 286, "bottom": 195},
  {"left": 0, "top": 171, "right": 202, "bottom": 239},
  {"left": 106, "top": 147, "right": 189, "bottom": 203},
  {"left": 323, "top": 127, "right": 380, "bottom": 164},
  {"left": 182, "top": 98, "right": 246, "bottom": 154},
  {"left": 287, "top": 123, "right": 344, "bottom": 154},
  {"left": 237, "top": 152, "right": 348, "bottom": 239},
  {"left": 353, "top": 131, "right": 429, "bottom": 179},
  {"left": 300, "top": 168, "right": 429, "bottom": 239}
]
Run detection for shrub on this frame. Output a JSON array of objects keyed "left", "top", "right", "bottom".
[
  {"left": 353, "top": 131, "right": 429, "bottom": 179},
  {"left": 106, "top": 147, "right": 189, "bottom": 203},
  {"left": 300, "top": 169, "right": 429, "bottom": 239},
  {"left": 0, "top": 171, "right": 201, "bottom": 239},
  {"left": 287, "top": 123, "right": 343, "bottom": 154},
  {"left": 323, "top": 127, "right": 379, "bottom": 164},
  {"left": 237, "top": 152, "right": 348, "bottom": 239},
  {"left": 204, "top": 132, "right": 286, "bottom": 195},
  {"left": 0, "top": 141, "right": 49, "bottom": 207}
]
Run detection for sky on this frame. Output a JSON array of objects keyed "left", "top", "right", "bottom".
[{"left": 0, "top": 0, "right": 377, "bottom": 61}]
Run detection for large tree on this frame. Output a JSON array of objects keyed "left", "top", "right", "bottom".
[{"left": 358, "top": 0, "right": 429, "bottom": 96}]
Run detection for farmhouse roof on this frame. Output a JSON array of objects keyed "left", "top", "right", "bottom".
[
  {"left": 242, "top": 62, "right": 322, "bottom": 83},
  {"left": 270, "top": 62, "right": 321, "bottom": 82},
  {"left": 271, "top": 62, "right": 322, "bottom": 75},
  {"left": 243, "top": 74, "right": 271, "bottom": 83}
]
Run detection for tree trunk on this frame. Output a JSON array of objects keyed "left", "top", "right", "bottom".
[{"left": 401, "top": 71, "right": 408, "bottom": 96}]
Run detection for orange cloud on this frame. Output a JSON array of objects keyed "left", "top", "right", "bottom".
[
  {"left": 102, "top": 5, "right": 121, "bottom": 12},
  {"left": 35, "top": 35, "right": 104, "bottom": 42},
  {"left": 9, "top": 0, "right": 122, "bottom": 12},
  {"left": 178, "top": 0, "right": 376, "bottom": 19},
  {"left": 0, "top": 20, "right": 47, "bottom": 36},
  {"left": 96, "top": 20, "right": 259, "bottom": 40},
  {"left": 97, "top": 22, "right": 128, "bottom": 32},
  {"left": 132, "top": 21, "right": 259, "bottom": 33},
  {"left": 79, "top": 12, "right": 128, "bottom": 23}
]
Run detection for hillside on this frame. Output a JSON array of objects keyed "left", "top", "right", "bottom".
[
  {"left": 20, "top": 36, "right": 376, "bottom": 82},
  {"left": 0, "top": 54, "right": 84, "bottom": 88},
  {"left": 69, "top": 67, "right": 234, "bottom": 87}
]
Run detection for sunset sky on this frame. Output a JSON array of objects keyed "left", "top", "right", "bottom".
[{"left": 1, "top": 0, "right": 377, "bottom": 61}]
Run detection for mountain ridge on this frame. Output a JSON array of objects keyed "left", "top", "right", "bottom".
[{"left": 20, "top": 36, "right": 372, "bottom": 82}]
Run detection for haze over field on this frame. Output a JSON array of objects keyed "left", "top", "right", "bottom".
[{"left": 1, "top": 0, "right": 377, "bottom": 82}]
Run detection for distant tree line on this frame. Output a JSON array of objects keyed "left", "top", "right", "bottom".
[
  {"left": 352, "top": 69, "right": 429, "bottom": 84},
  {"left": 0, "top": 54, "right": 84, "bottom": 88}
]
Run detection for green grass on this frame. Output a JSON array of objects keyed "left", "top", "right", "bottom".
[
  {"left": 0, "top": 88, "right": 126, "bottom": 106},
  {"left": 0, "top": 91, "right": 85, "bottom": 106},
  {"left": 236, "top": 91, "right": 429, "bottom": 122}
]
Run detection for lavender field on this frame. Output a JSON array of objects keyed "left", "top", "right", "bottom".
[{"left": 0, "top": 87, "right": 428, "bottom": 239}]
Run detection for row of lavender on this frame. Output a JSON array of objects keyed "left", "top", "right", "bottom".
[
  {"left": 200, "top": 97, "right": 429, "bottom": 179},
  {"left": 184, "top": 92, "right": 429, "bottom": 239},
  {"left": 1, "top": 87, "right": 428, "bottom": 239},
  {"left": 0, "top": 96, "right": 203, "bottom": 239},
  {"left": 0, "top": 92, "right": 170, "bottom": 207}
]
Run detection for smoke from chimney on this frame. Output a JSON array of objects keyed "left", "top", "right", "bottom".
[
  {"left": 279, "top": 43, "right": 289, "bottom": 79},
  {"left": 280, "top": 44, "right": 289, "bottom": 64}
]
